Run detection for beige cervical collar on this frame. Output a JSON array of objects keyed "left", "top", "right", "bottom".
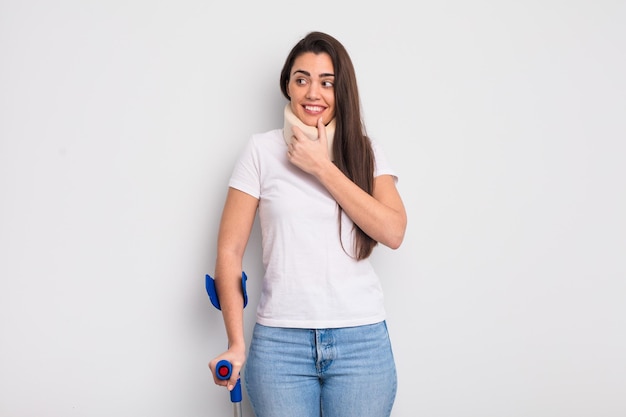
[{"left": 283, "top": 104, "right": 336, "bottom": 160}]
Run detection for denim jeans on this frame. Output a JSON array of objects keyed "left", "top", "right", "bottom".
[{"left": 244, "top": 321, "right": 397, "bottom": 417}]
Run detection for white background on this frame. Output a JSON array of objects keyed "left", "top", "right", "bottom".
[{"left": 1, "top": 1, "right": 625, "bottom": 416}]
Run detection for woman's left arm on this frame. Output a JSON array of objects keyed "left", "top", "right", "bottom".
[
  {"left": 318, "top": 168, "right": 407, "bottom": 249},
  {"left": 289, "top": 119, "right": 407, "bottom": 248}
]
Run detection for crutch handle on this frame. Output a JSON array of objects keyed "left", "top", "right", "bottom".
[{"left": 216, "top": 359, "right": 242, "bottom": 403}]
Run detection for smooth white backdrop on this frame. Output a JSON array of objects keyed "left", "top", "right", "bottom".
[{"left": 1, "top": 1, "right": 625, "bottom": 416}]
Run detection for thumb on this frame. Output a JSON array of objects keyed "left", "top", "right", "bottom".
[{"left": 227, "top": 375, "right": 239, "bottom": 391}]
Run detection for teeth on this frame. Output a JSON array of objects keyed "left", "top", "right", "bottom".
[{"left": 305, "top": 106, "right": 324, "bottom": 112}]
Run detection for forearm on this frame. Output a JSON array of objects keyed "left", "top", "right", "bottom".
[
  {"left": 314, "top": 161, "right": 406, "bottom": 249},
  {"left": 214, "top": 254, "right": 247, "bottom": 351}
]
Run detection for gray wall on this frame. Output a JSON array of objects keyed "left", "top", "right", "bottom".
[{"left": 1, "top": 1, "right": 624, "bottom": 416}]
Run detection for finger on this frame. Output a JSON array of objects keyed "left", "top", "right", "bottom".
[
  {"left": 292, "top": 125, "right": 302, "bottom": 141},
  {"left": 317, "top": 117, "right": 327, "bottom": 142},
  {"left": 208, "top": 361, "right": 217, "bottom": 377}
]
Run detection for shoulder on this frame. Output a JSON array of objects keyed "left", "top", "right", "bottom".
[
  {"left": 250, "top": 128, "right": 283, "bottom": 145},
  {"left": 241, "top": 129, "right": 283, "bottom": 155},
  {"left": 239, "top": 129, "right": 284, "bottom": 156}
]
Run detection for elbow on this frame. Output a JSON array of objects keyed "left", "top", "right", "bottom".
[
  {"left": 381, "top": 220, "right": 406, "bottom": 250},
  {"left": 385, "top": 232, "right": 405, "bottom": 250}
]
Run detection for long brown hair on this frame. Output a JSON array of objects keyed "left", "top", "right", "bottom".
[{"left": 280, "top": 31, "right": 377, "bottom": 260}]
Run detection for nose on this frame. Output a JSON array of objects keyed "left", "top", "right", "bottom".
[{"left": 306, "top": 82, "right": 321, "bottom": 99}]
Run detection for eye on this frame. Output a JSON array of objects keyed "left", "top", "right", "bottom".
[
  {"left": 322, "top": 80, "right": 334, "bottom": 88},
  {"left": 295, "top": 78, "right": 308, "bottom": 86}
]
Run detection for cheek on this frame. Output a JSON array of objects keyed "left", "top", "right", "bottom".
[{"left": 325, "top": 94, "right": 336, "bottom": 110}]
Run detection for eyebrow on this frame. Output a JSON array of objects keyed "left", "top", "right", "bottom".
[{"left": 292, "top": 69, "right": 335, "bottom": 78}]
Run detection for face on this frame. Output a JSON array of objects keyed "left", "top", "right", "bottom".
[{"left": 286, "top": 52, "right": 336, "bottom": 127}]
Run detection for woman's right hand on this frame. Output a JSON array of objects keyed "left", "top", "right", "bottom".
[{"left": 208, "top": 348, "right": 246, "bottom": 391}]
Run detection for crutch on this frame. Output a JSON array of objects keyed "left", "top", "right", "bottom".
[
  {"left": 215, "top": 359, "right": 243, "bottom": 417},
  {"left": 206, "top": 272, "right": 248, "bottom": 417}
]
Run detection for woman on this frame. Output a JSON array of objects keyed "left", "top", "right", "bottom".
[{"left": 209, "top": 31, "right": 407, "bottom": 417}]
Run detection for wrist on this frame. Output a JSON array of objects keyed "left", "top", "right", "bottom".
[
  {"left": 314, "top": 158, "right": 339, "bottom": 182},
  {"left": 227, "top": 340, "right": 246, "bottom": 353}
]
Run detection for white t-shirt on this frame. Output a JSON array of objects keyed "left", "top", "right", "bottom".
[{"left": 229, "top": 128, "right": 398, "bottom": 329}]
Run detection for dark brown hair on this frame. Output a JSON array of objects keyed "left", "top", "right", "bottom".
[{"left": 280, "top": 31, "right": 377, "bottom": 260}]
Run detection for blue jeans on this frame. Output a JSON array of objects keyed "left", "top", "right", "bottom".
[{"left": 244, "top": 321, "right": 397, "bottom": 417}]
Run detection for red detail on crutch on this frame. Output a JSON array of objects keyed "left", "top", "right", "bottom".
[{"left": 218, "top": 366, "right": 230, "bottom": 378}]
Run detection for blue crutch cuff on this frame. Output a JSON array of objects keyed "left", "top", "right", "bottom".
[{"left": 205, "top": 272, "right": 248, "bottom": 310}]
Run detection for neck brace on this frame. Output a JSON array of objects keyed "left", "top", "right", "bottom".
[{"left": 283, "top": 104, "right": 336, "bottom": 160}]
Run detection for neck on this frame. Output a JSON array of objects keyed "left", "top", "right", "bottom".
[{"left": 283, "top": 104, "right": 336, "bottom": 160}]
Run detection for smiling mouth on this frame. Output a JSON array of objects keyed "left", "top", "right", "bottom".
[{"left": 304, "top": 105, "right": 325, "bottom": 113}]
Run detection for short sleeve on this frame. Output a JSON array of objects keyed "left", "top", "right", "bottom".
[
  {"left": 371, "top": 139, "right": 398, "bottom": 183},
  {"left": 228, "top": 136, "right": 261, "bottom": 199}
]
